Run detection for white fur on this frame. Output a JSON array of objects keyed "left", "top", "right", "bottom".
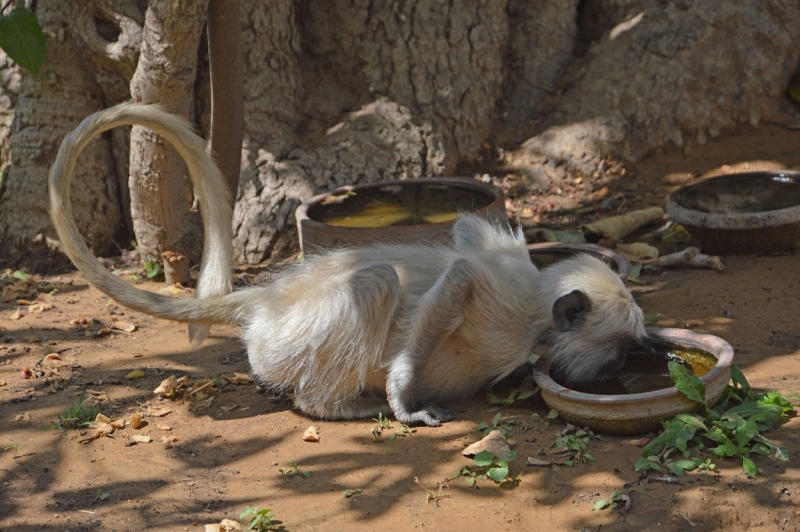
[{"left": 49, "top": 102, "right": 647, "bottom": 426}]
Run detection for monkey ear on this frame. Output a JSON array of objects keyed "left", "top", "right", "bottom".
[{"left": 552, "top": 290, "right": 592, "bottom": 332}]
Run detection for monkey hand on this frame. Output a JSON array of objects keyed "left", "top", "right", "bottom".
[{"left": 394, "top": 403, "right": 454, "bottom": 427}]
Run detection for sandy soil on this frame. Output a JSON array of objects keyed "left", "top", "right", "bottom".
[{"left": 3, "top": 123, "right": 800, "bottom": 531}]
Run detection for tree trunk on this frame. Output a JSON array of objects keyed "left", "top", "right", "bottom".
[
  {"left": 299, "top": 0, "right": 509, "bottom": 170},
  {"left": 3, "top": 0, "right": 800, "bottom": 270},
  {"left": 207, "top": 0, "right": 244, "bottom": 200},
  {"left": 509, "top": 0, "right": 800, "bottom": 188},
  {"left": 129, "top": 0, "right": 208, "bottom": 264},
  {"left": 65, "top": 0, "right": 145, "bottom": 237},
  {"left": 0, "top": 1, "right": 122, "bottom": 266}
]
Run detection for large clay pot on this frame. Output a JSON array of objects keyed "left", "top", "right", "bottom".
[
  {"left": 532, "top": 328, "right": 734, "bottom": 435},
  {"left": 667, "top": 171, "right": 800, "bottom": 254},
  {"left": 527, "top": 242, "right": 631, "bottom": 281},
  {"left": 295, "top": 177, "right": 505, "bottom": 253}
]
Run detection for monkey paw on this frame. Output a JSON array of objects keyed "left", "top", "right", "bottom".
[{"left": 397, "top": 404, "right": 454, "bottom": 427}]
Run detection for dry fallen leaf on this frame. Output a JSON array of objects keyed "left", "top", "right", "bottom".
[
  {"left": 126, "top": 369, "right": 146, "bottom": 380},
  {"left": 95, "top": 413, "right": 111, "bottom": 424},
  {"left": 130, "top": 434, "right": 152, "bottom": 444},
  {"left": 42, "top": 353, "right": 68, "bottom": 368},
  {"left": 78, "top": 423, "right": 115, "bottom": 444},
  {"left": 110, "top": 418, "right": 126, "bottom": 429},
  {"left": 0, "top": 379, "right": 6, "bottom": 386},
  {"left": 526, "top": 456, "right": 552, "bottom": 467},
  {"left": 9, "top": 308, "right": 22, "bottom": 320},
  {"left": 160, "top": 435, "right": 179, "bottom": 448},
  {"left": 131, "top": 413, "right": 144, "bottom": 429},
  {"left": 153, "top": 375, "right": 179, "bottom": 397},
  {"left": 148, "top": 407, "right": 172, "bottom": 418},
  {"left": 110, "top": 316, "right": 137, "bottom": 332},
  {"left": 15, "top": 412, "right": 31, "bottom": 426},
  {"left": 189, "top": 396, "right": 214, "bottom": 411},
  {"left": 303, "top": 426, "right": 321, "bottom": 442},
  {"left": 220, "top": 404, "right": 238, "bottom": 412},
  {"left": 188, "top": 379, "right": 217, "bottom": 396},
  {"left": 204, "top": 518, "right": 242, "bottom": 532},
  {"left": 156, "top": 423, "right": 171, "bottom": 431},
  {"left": 28, "top": 301, "right": 54, "bottom": 314},
  {"left": 462, "top": 430, "right": 511, "bottom": 458}
]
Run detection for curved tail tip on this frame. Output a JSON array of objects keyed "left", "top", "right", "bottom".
[{"left": 188, "top": 324, "right": 210, "bottom": 347}]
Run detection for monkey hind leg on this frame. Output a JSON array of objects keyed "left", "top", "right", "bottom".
[
  {"left": 292, "top": 393, "right": 391, "bottom": 421},
  {"left": 258, "top": 261, "right": 401, "bottom": 421}
]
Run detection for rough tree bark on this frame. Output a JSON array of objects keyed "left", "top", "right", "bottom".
[
  {"left": 2, "top": 0, "right": 800, "bottom": 269},
  {"left": 66, "top": 0, "right": 145, "bottom": 237},
  {"left": 207, "top": 0, "right": 244, "bottom": 200},
  {"left": 0, "top": 1, "right": 122, "bottom": 265},
  {"left": 509, "top": 0, "right": 800, "bottom": 189},
  {"left": 128, "top": 0, "right": 208, "bottom": 263}
]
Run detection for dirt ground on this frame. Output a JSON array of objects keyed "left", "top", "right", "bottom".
[{"left": 3, "top": 123, "right": 800, "bottom": 532}]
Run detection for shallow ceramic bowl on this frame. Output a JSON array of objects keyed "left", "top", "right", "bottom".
[
  {"left": 295, "top": 177, "right": 505, "bottom": 254},
  {"left": 531, "top": 328, "right": 733, "bottom": 435},
  {"left": 527, "top": 242, "right": 631, "bottom": 282},
  {"left": 666, "top": 171, "right": 800, "bottom": 254}
]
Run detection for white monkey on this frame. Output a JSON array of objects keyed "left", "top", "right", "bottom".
[{"left": 49, "top": 103, "right": 652, "bottom": 427}]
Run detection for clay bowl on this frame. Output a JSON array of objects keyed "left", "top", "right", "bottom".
[
  {"left": 295, "top": 177, "right": 505, "bottom": 253},
  {"left": 531, "top": 328, "right": 733, "bottom": 435},
  {"left": 527, "top": 242, "right": 631, "bottom": 282},
  {"left": 666, "top": 171, "right": 800, "bottom": 254}
]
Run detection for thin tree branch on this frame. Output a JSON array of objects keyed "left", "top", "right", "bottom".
[{"left": 207, "top": 0, "right": 244, "bottom": 203}]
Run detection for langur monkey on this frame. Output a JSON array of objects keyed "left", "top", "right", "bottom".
[{"left": 49, "top": 102, "right": 655, "bottom": 427}]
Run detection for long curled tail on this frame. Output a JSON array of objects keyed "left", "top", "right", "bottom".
[{"left": 49, "top": 102, "right": 243, "bottom": 333}]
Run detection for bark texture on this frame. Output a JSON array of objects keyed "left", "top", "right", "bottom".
[
  {"left": 230, "top": 0, "right": 448, "bottom": 263},
  {"left": 300, "top": 0, "right": 508, "bottom": 170},
  {"left": 66, "top": 0, "right": 145, "bottom": 237},
  {"left": 510, "top": 0, "right": 800, "bottom": 188},
  {"left": 3, "top": 0, "right": 800, "bottom": 269},
  {"left": 0, "top": 1, "right": 121, "bottom": 262},
  {"left": 129, "top": 0, "right": 208, "bottom": 263}
]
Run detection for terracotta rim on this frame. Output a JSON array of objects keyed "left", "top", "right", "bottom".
[
  {"left": 531, "top": 327, "right": 734, "bottom": 404},
  {"left": 295, "top": 177, "right": 505, "bottom": 234},
  {"left": 526, "top": 242, "right": 632, "bottom": 281},
  {"left": 666, "top": 171, "right": 800, "bottom": 230}
]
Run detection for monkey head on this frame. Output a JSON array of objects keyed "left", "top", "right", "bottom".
[{"left": 537, "top": 254, "right": 649, "bottom": 386}]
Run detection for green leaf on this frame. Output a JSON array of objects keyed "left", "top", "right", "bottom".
[
  {"left": 466, "top": 477, "right": 476, "bottom": 486},
  {"left": 583, "top": 452, "right": 596, "bottom": 462},
  {"left": 711, "top": 440, "right": 738, "bottom": 457},
  {"left": 547, "top": 409, "right": 559, "bottom": 420},
  {"left": 12, "top": 270, "right": 27, "bottom": 280},
  {"left": 593, "top": 499, "right": 611, "bottom": 511},
  {"left": 476, "top": 422, "right": 490, "bottom": 431},
  {"left": 729, "top": 365, "right": 751, "bottom": 395},
  {"left": 515, "top": 389, "right": 538, "bottom": 401},
  {"left": 0, "top": 8, "right": 46, "bottom": 73},
  {"left": 486, "top": 392, "right": 501, "bottom": 405},
  {"left": 676, "top": 413, "right": 708, "bottom": 430},
  {"left": 742, "top": 457, "right": 758, "bottom": 477},
  {"left": 735, "top": 419, "right": 758, "bottom": 453},
  {"left": 144, "top": 261, "right": 161, "bottom": 279},
  {"left": 487, "top": 465, "right": 509, "bottom": 482},
  {"left": 669, "top": 361, "right": 706, "bottom": 408},
  {"left": 643, "top": 312, "right": 659, "bottom": 326},
  {"left": 497, "top": 450, "right": 518, "bottom": 463},
  {"left": 491, "top": 412, "right": 503, "bottom": 426},
  {"left": 634, "top": 458, "right": 662, "bottom": 472},
  {"left": 473, "top": 451, "right": 494, "bottom": 467}
]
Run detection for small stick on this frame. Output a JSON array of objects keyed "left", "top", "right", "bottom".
[{"left": 641, "top": 247, "right": 724, "bottom": 270}]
